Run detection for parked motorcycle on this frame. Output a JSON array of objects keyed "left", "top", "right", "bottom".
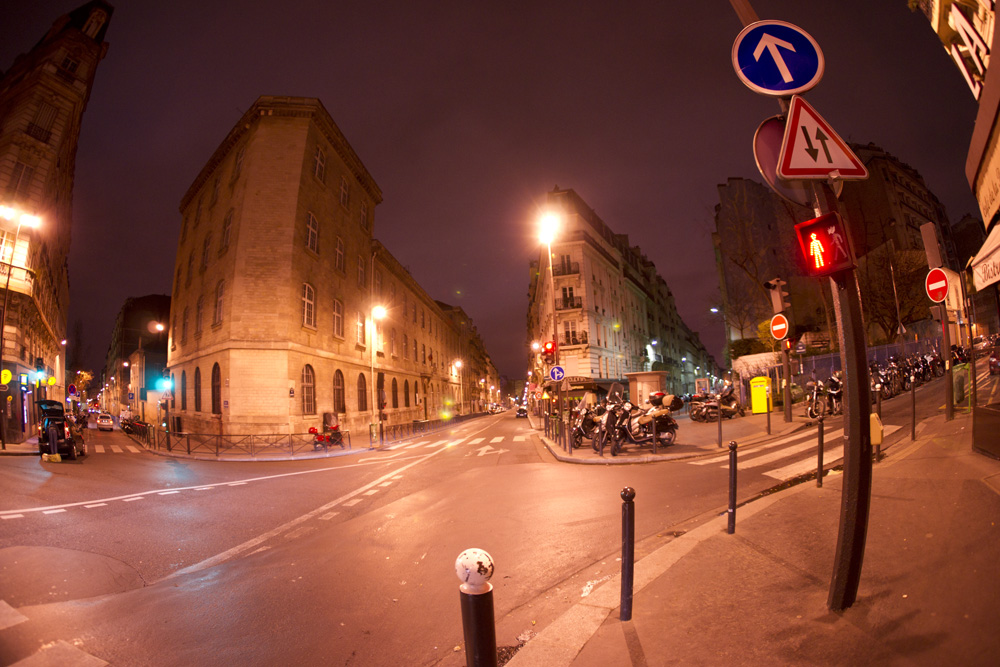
[
  {"left": 604, "top": 383, "right": 680, "bottom": 456},
  {"left": 310, "top": 424, "right": 345, "bottom": 450},
  {"left": 570, "top": 394, "right": 600, "bottom": 450}
]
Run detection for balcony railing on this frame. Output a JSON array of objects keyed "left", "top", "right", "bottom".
[
  {"left": 552, "top": 261, "right": 580, "bottom": 277},
  {"left": 560, "top": 331, "right": 589, "bottom": 346},
  {"left": 555, "top": 296, "right": 582, "bottom": 311}
]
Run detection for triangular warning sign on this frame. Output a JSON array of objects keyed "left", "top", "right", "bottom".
[{"left": 777, "top": 96, "right": 868, "bottom": 181}]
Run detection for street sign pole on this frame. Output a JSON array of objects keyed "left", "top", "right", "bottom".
[
  {"left": 811, "top": 183, "right": 872, "bottom": 612},
  {"left": 783, "top": 347, "right": 792, "bottom": 423}
]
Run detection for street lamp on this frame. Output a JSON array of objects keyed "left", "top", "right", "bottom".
[
  {"left": 0, "top": 206, "right": 40, "bottom": 450},
  {"left": 454, "top": 360, "right": 464, "bottom": 415},
  {"left": 370, "top": 304, "right": 386, "bottom": 445},
  {"left": 539, "top": 212, "right": 560, "bottom": 366}
]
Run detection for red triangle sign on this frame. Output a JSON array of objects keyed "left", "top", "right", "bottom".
[{"left": 777, "top": 96, "right": 868, "bottom": 180}]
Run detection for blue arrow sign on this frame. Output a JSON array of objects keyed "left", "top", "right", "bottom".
[
  {"left": 732, "top": 20, "right": 824, "bottom": 96},
  {"left": 549, "top": 366, "right": 565, "bottom": 382}
]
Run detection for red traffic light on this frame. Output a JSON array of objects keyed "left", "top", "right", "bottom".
[
  {"left": 794, "top": 212, "right": 855, "bottom": 277},
  {"left": 543, "top": 341, "right": 555, "bottom": 354}
]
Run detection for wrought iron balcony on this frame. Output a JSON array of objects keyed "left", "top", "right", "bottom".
[
  {"left": 555, "top": 296, "right": 582, "bottom": 311},
  {"left": 560, "top": 331, "right": 589, "bottom": 346},
  {"left": 552, "top": 261, "right": 580, "bottom": 277}
]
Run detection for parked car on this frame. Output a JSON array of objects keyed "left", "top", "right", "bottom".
[
  {"left": 515, "top": 406, "right": 528, "bottom": 418},
  {"left": 36, "top": 399, "right": 84, "bottom": 460},
  {"left": 96, "top": 413, "right": 114, "bottom": 431}
]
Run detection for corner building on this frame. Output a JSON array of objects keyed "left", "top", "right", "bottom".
[{"left": 168, "top": 96, "right": 498, "bottom": 436}]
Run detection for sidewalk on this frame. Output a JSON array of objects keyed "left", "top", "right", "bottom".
[
  {"left": 507, "top": 410, "right": 1000, "bottom": 666},
  {"left": 530, "top": 407, "right": 813, "bottom": 464}
]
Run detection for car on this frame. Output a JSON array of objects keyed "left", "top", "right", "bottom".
[
  {"left": 515, "top": 406, "right": 528, "bottom": 418},
  {"left": 36, "top": 399, "right": 84, "bottom": 460},
  {"left": 96, "top": 413, "right": 114, "bottom": 431}
]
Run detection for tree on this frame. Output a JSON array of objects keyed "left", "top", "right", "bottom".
[{"left": 857, "top": 243, "right": 930, "bottom": 343}]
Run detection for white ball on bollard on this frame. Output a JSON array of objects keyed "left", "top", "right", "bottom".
[{"left": 455, "top": 548, "right": 494, "bottom": 595}]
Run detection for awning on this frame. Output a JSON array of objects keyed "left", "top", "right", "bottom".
[{"left": 971, "top": 224, "right": 1000, "bottom": 290}]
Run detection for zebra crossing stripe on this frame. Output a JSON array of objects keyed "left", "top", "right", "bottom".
[
  {"left": 125, "top": 445, "right": 141, "bottom": 454},
  {"left": 765, "top": 444, "right": 845, "bottom": 480},
  {"left": 93, "top": 445, "right": 105, "bottom": 453},
  {"left": 689, "top": 431, "right": 811, "bottom": 465},
  {"left": 468, "top": 437, "right": 485, "bottom": 444},
  {"left": 740, "top": 430, "right": 845, "bottom": 469},
  {"left": 513, "top": 436, "right": 526, "bottom": 442},
  {"left": 489, "top": 436, "right": 503, "bottom": 443}
]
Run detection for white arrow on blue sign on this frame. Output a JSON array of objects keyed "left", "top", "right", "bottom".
[
  {"left": 549, "top": 366, "right": 565, "bottom": 382},
  {"left": 732, "top": 20, "right": 824, "bottom": 97}
]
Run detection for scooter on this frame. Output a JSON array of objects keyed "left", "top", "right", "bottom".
[
  {"left": 806, "top": 379, "right": 828, "bottom": 419},
  {"left": 571, "top": 399, "right": 599, "bottom": 450},
  {"left": 605, "top": 384, "right": 679, "bottom": 456},
  {"left": 310, "top": 424, "right": 345, "bottom": 450}
]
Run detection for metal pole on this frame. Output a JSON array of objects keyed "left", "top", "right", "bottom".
[
  {"left": 766, "top": 386, "right": 771, "bottom": 435},
  {"left": 783, "top": 347, "right": 793, "bottom": 422},
  {"left": 727, "top": 441, "right": 738, "bottom": 534},
  {"left": 620, "top": 487, "right": 635, "bottom": 621},
  {"left": 817, "top": 415, "right": 825, "bottom": 487},
  {"left": 911, "top": 374, "right": 916, "bottom": 441},
  {"left": 942, "top": 305, "right": 954, "bottom": 421},
  {"left": 456, "top": 549, "right": 497, "bottom": 667},
  {"left": 717, "top": 393, "right": 723, "bottom": 447}
]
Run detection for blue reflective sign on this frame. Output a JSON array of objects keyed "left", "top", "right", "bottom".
[
  {"left": 549, "top": 366, "right": 565, "bottom": 382},
  {"left": 732, "top": 21, "right": 824, "bottom": 96}
]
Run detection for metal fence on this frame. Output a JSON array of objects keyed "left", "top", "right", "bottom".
[{"left": 128, "top": 412, "right": 491, "bottom": 459}]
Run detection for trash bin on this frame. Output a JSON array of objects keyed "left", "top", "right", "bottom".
[{"left": 953, "top": 363, "right": 970, "bottom": 403}]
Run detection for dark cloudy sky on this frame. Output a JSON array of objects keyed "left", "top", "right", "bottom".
[{"left": 0, "top": 1, "right": 982, "bottom": 380}]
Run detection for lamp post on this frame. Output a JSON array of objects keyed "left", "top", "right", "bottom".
[
  {"left": 454, "top": 360, "right": 464, "bottom": 415},
  {"left": 0, "top": 206, "right": 40, "bottom": 450},
  {"left": 370, "top": 304, "right": 386, "bottom": 446},
  {"left": 539, "top": 213, "right": 560, "bottom": 366}
]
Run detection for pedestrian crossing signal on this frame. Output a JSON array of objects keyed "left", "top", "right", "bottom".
[{"left": 794, "top": 212, "right": 855, "bottom": 277}]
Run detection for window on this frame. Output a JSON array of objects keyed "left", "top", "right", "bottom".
[
  {"left": 186, "top": 254, "right": 193, "bottom": 287},
  {"left": 58, "top": 56, "right": 80, "bottom": 80},
  {"left": 213, "top": 280, "right": 225, "bottom": 325},
  {"left": 332, "top": 298, "right": 344, "bottom": 338},
  {"left": 194, "top": 198, "right": 202, "bottom": 227},
  {"left": 403, "top": 334, "right": 409, "bottom": 359},
  {"left": 335, "top": 237, "right": 345, "bottom": 271},
  {"left": 26, "top": 102, "right": 57, "bottom": 143},
  {"left": 374, "top": 270, "right": 382, "bottom": 298},
  {"left": 220, "top": 210, "right": 233, "bottom": 253},
  {"left": 170, "top": 316, "right": 177, "bottom": 350},
  {"left": 357, "top": 255, "right": 366, "bottom": 288},
  {"left": 232, "top": 145, "right": 246, "bottom": 181},
  {"left": 211, "top": 363, "right": 222, "bottom": 414},
  {"left": 413, "top": 338, "right": 418, "bottom": 360},
  {"left": 306, "top": 212, "right": 319, "bottom": 253},
  {"left": 6, "top": 162, "right": 33, "bottom": 201},
  {"left": 421, "top": 309, "right": 425, "bottom": 328},
  {"left": 314, "top": 146, "right": 326, "bottom": 182},
  {"left": 200, "top": 234, "right": 212, "bottom": 271},
  {"left": 356, "top": 312, "right": 365, "bottom": 345},
  {"left": 301, "top": 365, "right": 315, "bottom": 415},
  {"left": 404, "top": 380, "right": 410, "bottom": 407},
  {"left": 302, "top": 283, "right": 316, "bottom": 327},
  {"left": 194, "top": 367, "right": 202, "bottom": 412},
  {"left": 339, "top": 176, "right": 350, "bottom": 207},
  {"left": 171, "top": 374, "right": 176, "bottom": 408},
  {"left": 422, "top": 344, "right": 426, "bottom": 363},
  {"left": 413, "top": 303, "right": 417, "bottom": 323},
  {"left": 210, "top": 176, "right": 220, "bottom": 206},
  {"left": 390, "top": 329, "right": 397, "bottom": 356},
  {"left": 376, "top": 321, "right": 384, "bottom": 352},
  {"left": 391, "top": 378, "right": 399, "bottom": 408},
  {"left": 357, "top": 374, "right": 368, "bottom": 411},
  {"left": 182, "top": 307, "right": 189, "bottom": 342},
  {"left": 195, "top": 296, "right": 205, "bottom": 334},
  {"left": 181, "top": 371, "right": 187, "bottom": 410},
  {"left": 360, "top": 202, "right": 369, "bottom": 230},
  {"left": 333, "top": 370, "right": 345, "bottom": 413}
]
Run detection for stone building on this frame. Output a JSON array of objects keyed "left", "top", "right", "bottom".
[
  {"left": 0, "top": 1, "right": 112, "bottom": 442},
  {"left": 101, "top": 294, "right": 170, "bottom": 419},
  {"left": 526, "top": 187, "right": 716, "bottom": 396},
  {"left": 166, "top": 95, "right": 498, "bottom": 437}
]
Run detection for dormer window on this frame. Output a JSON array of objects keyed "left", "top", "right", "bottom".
[{"left": 82, "top": 9, "right": 108, "bottom": 38}]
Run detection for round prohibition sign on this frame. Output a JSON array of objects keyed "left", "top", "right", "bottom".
[{"left": 770, "top": 313, "right": 790, "bottom": 340}]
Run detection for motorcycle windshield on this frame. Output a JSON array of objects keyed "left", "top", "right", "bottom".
[{"left": 608, "top": 382, "right": 624, "bottom": 404}]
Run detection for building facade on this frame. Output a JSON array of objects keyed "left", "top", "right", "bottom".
[
  {"left": 100, "top": 294, "right": 170, "bottom": 419},
  {"left": 526, "top": 188, "right": 716, "bottom": 396},
  {"left": 167, "top": 95, "right": 498, "bottom": 437},
  {"left": 0, "top": 1, "right": 112, "bottom": 442}
]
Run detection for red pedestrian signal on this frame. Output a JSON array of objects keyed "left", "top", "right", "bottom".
[
  {"left": 542, "top": 340, "right": 556, "bottom": 364},
  {"left": 794, "top": 212, "right": 855, "bottom": 277}
]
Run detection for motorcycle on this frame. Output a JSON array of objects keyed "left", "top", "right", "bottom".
[
  {"left": 310, "top": 423, "right": 345, "bottom": 450},
  {"left": 604, "top": 383, "right": 680, "bottom": 456},
  {"left": 825, "top": 373, "right": 843, "bottom": 415},
  {"left": 698, "top": 385, "right": 744, "bottom": 421},
  {"left": 805, "top": 379, "right": 827, "bottom": 419},
  {"left": 570, "top": 394, "right": 600, "bottom": 450}
]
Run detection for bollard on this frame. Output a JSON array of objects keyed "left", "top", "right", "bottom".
[
  {"left": 727, "top": 441, "right": 737, "bottom": 534},
  {"left": 456, "top": 548, "right": 497, "bottom": 667},
  {"left": 911, "top": 374, "right": 916, "bottom": 441},
  {"left": 765, "top": 392, "right": 771, "bottom": 435},
  {"left": 875, "top": 383, "right": 882, "bottom": 420},
  {"left": 652, "top": 413, "right": 658, "bottom": 456},
  {"left": 816, "top": 415, "right": 825, "bottom": 488},
  {"left": 620, "top": 487, "right": 635, "bottom": 621},
  {"left": 717, "top": 400, "right": 723, "bottom": 448}
]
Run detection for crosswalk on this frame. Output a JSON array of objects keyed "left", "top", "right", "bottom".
[
  {"left": 687, "top": 425, "right": 901, "bottom": 481},
  {"left": 86, "top": 443, "right": 145, "bottom": 454},
  {"left": 388, "top": 434, "right": 527, "bottom": 451}
]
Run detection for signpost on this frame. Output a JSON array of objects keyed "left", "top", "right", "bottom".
[{"left": 769, "top": 313, "right": 789, "bottom": 340}]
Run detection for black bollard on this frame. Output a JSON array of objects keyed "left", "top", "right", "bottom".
[
  {"left": 652, "top": 413, "right": 658, "bottom": 456},
  {"left": 727, "top": 441, "right": 737, "bottom": 534},
  {"left": 875, "top": 383, "right": 882, "bottom": 419},
  {"left": 911, "top": 374, "right": 916, "bottom": 441},
  {"left": 817, "top": 415, "right": 825, "bottom": 488},
  {"left": 717, "top": 399, "right": 723, "bottom": 448},
  {"left": 620, "top": 487, "right": 635, "bottom": 621},
  {"left": 456, "top": 548, "right": 497, "bottom": 667},
  {"left": 766, "top": 390, "right": 771, "bottom": 435}
]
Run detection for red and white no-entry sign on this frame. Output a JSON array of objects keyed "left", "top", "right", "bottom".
[
  {"left": 925, "top": 267, "right": 949, "bottom": 303},
  {"left": 770, "top": 313, "right": 790, "bottom": 340}
]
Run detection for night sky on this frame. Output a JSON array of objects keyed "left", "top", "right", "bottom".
[{"left": 0, "top": 1, "right": 982, "bottom": 381}]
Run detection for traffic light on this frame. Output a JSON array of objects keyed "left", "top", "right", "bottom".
[
  {"left": 763, "top": 278, "right": 791, "bottom": 315},
  {"left": 794, "top": 212, "right": 855, "bottom": 277},
  {"left": 783, "top": 339, "right": 792, "bottom": 351},
  {"left": 542, "top": 340, "right": 556, "bottom": 365}
]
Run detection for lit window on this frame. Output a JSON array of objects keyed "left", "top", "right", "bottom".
[{"left": 339, "top": 176, "right": 350, "bottom": 207}]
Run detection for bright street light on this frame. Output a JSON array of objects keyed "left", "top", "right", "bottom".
[{"left": 538, "top": 212, "right": 559, "bottom": 245}]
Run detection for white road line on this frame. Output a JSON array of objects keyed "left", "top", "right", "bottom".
[
  {"left": 2, "top": 515, "right": 23, "bottom": 520},
  {"left": 740, "top": 430, "right": 844, "bottom": 469},
  {"left": 490, "top": 436, "right": 504, "bottom": 443},
  {"left": 342, "top": 499, "right": 363, "bottom": 507},
  {"left": 85, "top": 503, "right": 107, "bottom": 508},
  {"left": 363, "top": 489, "right": 379, "bottom": 496},
  {"left": 392, "top": 475, "right": 403, "bottom": 480},
  {"left": 319, "top": 512, "right": 339, "bottom": 520},
  {"left": 194, "top": 487, "right": 212, "bottom": 491},
  {"left": 514, "top": 436, "right": 526, "bottom": 442},
  {"left": 122, "top": 497, "right": 143, "bottom": 502},
  {"left": 93, "top": 445, "right": 105, "bottom": 453},
  {"left": 228, "top": 482, "right": 247, "bottom": 486},
  {"left": 403, "top": 441, "right": 426, "bottom": 449},
  {"left": 158, "top": 491, "right": 180, "bottom": 495},
  {"left": 469, "top": 437, "right": 485, "bottom": 444},
  {"left": 378, "top": 481, "right": 393, "bottom": 487},
  {"left": 689, "top": 431, "right": 817, "bottom": 465},
  {"left": 125, "top": 445, "right": 141, "bottom": 453},
  {"left": 42, "top": 509, "right": 66, "bottom": 514},
  {"left": 763, "top": 426, "right": 898, "bottom": 480}
]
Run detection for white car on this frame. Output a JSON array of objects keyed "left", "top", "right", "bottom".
[{"left": 96, "top": 413, "right": 114, "bottom": 431}]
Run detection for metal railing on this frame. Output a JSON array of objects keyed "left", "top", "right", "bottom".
[
  {"left": 555, "top": 296, "right": 583, "bottom": 311},
  {"left": 552, "top": 261, "right": 580, "bottom": 277}
]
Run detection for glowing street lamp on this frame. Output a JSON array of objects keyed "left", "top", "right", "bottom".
[{"left": 538, "top": 212, "right": 560, "bottom": 366}]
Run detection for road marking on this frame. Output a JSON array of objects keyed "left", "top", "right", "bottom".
[
  {"left": 392, "top": 475, "right": 403, "bottom": 480},
  {"left": 319, "top": 512, "right": 339, "bottom": 520},
  {"left": 689, "top": 431, "right": 815, "bottom": 465},
  {"left": 42, "top": 509, "right": 66, "bottom": 515},
  {"left": 123, "top": 497, "right": 143, "bottom": 502},
  {"left": 158, "top": 491, "right": 180, "bottom": 495},
  {"left": 740, "top": 430, "right": 844, "bottom": 469},
  {"left": 343, "top": 499, "right": 362, "bottom": 507},
  {"left": 378, "top": 481, "right": 393, "bottom": 487},
  {"left": 363, "top": 489, "right": 379, "bottom": 496},
  {"left": 2, "top": 514, "right": 23, "bottom": 520},
  {"left": 490, "top": 436, "right": 504, "bottom": 443},
  {"left": 85, "top": 503, "right": 107, "bottom": 508},
  {"left": 514, "top": 435, "right": 526, "bottom": 442},
  {"left": 93, "top": 445, "right": 105, "bottom": 453},
  {"left": 469, "top": 437, "right": 485, "bottom": 444},
  {"left": 228, "top": 482, "right": 247, "bottom": 487},
  {"left": 194, "top": 487, "right": 213, "bottom": 491}
]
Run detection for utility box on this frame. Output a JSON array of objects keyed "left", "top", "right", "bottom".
[
  {"left": 870, "top": 412, "right": 884, "bottom": 446},
  {"left": 750, "top": 376, "right": 771, "bottom": 415}
]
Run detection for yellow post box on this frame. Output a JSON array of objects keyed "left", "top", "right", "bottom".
[{"left": 750, "top": 376, "right": 771, "bottom": 415}]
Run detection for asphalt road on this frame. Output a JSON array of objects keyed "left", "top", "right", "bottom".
[{"left": 0, "top": 369, "right": 989, "bottom": 665}]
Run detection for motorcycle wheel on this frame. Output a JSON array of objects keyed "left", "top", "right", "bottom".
[
  {"left": 739, "top": 407, "right": 745, "bottom": 417},
  {"left": 659, "top": 427, "right": 677, "bottom": 446},
  {"left": 610, "top": 432, "right": 622, "bottom": 457},
  {"left": 572, "top": 430, "right": 582, "bottom": 450}
]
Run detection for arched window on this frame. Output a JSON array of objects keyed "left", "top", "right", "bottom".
[
  {"left": 181, "top": 370, "right": 187, "bottom": 410},
  {"left": 404, "top": 380, "right": 410, "bottom": 407},
  {"left": 357, "top": 373, "right": 368, "bottom": 411},
  {"left": 333, "top": 370, "right": 345, "bottom": 413},
  {"left": 302, "top": 283, "right": 316, "bottom": 327},
  {"left": 211, "top": 363, "right": 222, "bottom": 414},
  {"left": 302, "top": 365, "right": 316, "bottom": 414},
  {"left": 194, "top": 367, "right": 202, "bottom": 412},
  {"left": 391, "top": 378, "right": 399, "bottom": 408}
]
